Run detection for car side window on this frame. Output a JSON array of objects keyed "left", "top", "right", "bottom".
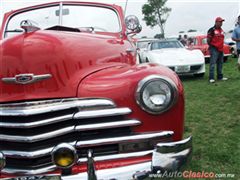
[
  {"left": 202, "top": 38, "right": 207, "bottom": 45},
  {"left": 193, "top": 38, "right": 198, "bottom": 45}
]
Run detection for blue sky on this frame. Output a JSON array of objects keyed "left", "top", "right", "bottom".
[{"left": 0, "top": 0, "right": 239, "bottom": 37}]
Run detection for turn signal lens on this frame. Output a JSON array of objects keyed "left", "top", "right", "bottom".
[{"left": 51, "top": 143, "right": 77, "bottom": 168}]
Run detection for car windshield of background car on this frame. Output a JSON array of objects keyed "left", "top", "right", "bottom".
[
  {"left": 202, "top": 38, "right": 208, "bottom": 45},
  {"left": 5, "top": 4, "right": 120, "bottom": 38},
  {"left": 137, "top": 41, "right": 149, "bottom": 49},
  {"left": 151, "top": 41, "right": 183, "bottom": 50}
]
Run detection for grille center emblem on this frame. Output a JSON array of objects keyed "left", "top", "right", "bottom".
[{"left": 1, "top": 73, "right": 52, "bottom": 85}]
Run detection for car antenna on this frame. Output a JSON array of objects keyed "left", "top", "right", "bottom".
[{"left": 124, "top": 0, "right": 128, "bottom": 17}]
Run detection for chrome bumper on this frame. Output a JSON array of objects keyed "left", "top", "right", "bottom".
[{"left": 62, "top": 136, "right": 192, "bottom": 180}]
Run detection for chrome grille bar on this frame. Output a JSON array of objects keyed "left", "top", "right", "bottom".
[
  {"left": 0, "top": 114, "right": 73, "bottom": 128},
  {"left": 76, "top": 131, "right": 173, "bottom": 148},
  {"left": 0, "top": 98, "right": 115, "bottom": 116},
  {"left": 75, "top": 119, "right": 140, "bottom": 131},
  {"left": 78, "top": 150, "right": 153, "bottom": 163},
  {"left": 1, "top": 131, "right": 172, "bottom": 159},
  {"left": 0, "top": 126, "right": 75, "bottom": 143},
  {"left": 1, "top": 165, "right": 57, "bottom": 176},
  {"left": 74, "top": 108, "right": 131, "bottom": 119},
  {"left": 2, "top": 141, "right": 76, "bottom": 159}
]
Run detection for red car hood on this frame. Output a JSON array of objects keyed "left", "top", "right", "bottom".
[{"left": 0, "top": 30, "right": 127, "bottom": 103}]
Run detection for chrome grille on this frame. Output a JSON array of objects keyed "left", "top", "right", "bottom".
[
  {"left": 0, "top": 98, "right": 173, "bottom": 175},
  {"left": 190, "top": 65, "right": 202, "bottom": 71},
  {"left": 168, "top": 65, "right": 202, "bottom": 74}
]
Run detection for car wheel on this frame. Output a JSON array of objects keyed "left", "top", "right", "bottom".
[
  {"left": 223, "top": 57, "right": 228, "bottom": 62},
  {"left": 194, "top": 73, "right": 204, "bottom": 78},
  {"left": 230, "top": 48, "right": 237, "bottom": 58},
  {"left": 138, "top": 55, "right": 142, "bottom": 63},
  {"left": 146, "top": 58, "right": 149, "bottom": 63},
  {"left": 205, "top": 57, "right": 210, "bottom": 63}
]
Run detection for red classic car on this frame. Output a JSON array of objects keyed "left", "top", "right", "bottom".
[
  {"left": 0, "top": 1, "right": 192, "bottom": 179},
  {"left": 188, "top": 35, "right": 231, "bottom": 62}
]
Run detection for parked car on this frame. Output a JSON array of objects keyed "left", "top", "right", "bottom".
[
  {"left": 188, "top": 35, "right": 231, "bottom": 62},
  {"left": 142, "top": 39, "right": 205, "bottom": 77},
  {"left": 0, "top": 1, "right": 192, "bottom": 179},
  {"left": 225, "top": 38, "right": 237, "bottom": 57},
  {"left": 136, "top": 38, "right": 157, "bottom": 63}
]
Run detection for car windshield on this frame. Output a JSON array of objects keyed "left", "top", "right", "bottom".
[
  {"left": 5, "top": 4, "right": 120, "bottom": 38},
  {"left": 202, "top": 38, "right": 208, "bottom": 45},
  {"left": 137, "top": 41, "right": 149, "bottom": 49},
  {"left": 151, "top": 41, "right": 184, "bottom": 50}
]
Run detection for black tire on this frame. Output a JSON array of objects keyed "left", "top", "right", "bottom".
[
  {"left": 194, "top": 73, "right": 205, "bottom": 78},
  {"left": 223, "top": 57, "right": 228, "bottom": 63},
  {"left": 205, "top": 57, "right": 210, "bottom": 63},
  {"left": 138, "top": 55, "right": 142, "bottom": 64},
  {"left": 230, "top": 48, "right": 237, "bottom": 58},
  {"left": 146, "top": 58, "right": 149, "bottom": 63}
]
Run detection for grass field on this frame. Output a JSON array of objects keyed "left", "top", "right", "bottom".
[{"left": 182, "top": 57, "right": 240, "bottom": 179}]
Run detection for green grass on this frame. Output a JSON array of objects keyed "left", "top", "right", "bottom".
[{"left": 182, "top": 57, "right": 240, "bottom": 178}]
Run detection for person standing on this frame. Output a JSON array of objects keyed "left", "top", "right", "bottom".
[
  {"left": 207, "top": 17, "right": 228, "bottom": 83},
  {"left": 232, "top": 15, "right": 240, "bottom": 70}
]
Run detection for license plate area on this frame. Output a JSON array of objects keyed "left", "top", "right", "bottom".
[{"left": 175, "top": 65, "right": 190, "bottom": 73}]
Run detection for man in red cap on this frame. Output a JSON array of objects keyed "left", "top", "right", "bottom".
[{"left": 207, "top": 17, "right": 228, "bottom": 83}]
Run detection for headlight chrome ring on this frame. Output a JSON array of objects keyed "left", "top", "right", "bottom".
[{"left": 135, "top": 75, "right": 178, "bottom": 114}]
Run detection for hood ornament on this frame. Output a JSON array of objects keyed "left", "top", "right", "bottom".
[{"left": 1, "top": 74, "right": 52, "bottom": 85}]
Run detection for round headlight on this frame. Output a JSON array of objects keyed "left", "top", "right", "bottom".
[
  {"left": 51, "top": 143, "right": 77, "bottom": 169},
  {"left": 136, "top": 75, "right": 178, "bottom": 114}
]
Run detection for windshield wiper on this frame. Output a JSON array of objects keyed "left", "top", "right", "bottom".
[
  {"left": 79, "top": 26, "right": 107, "bottom": 32},
  {"left": 46, "top": 25, "right": 81, "bottom": 32},
  {"left": 5, "top": 29, "right": 24, "bottom": 33}
]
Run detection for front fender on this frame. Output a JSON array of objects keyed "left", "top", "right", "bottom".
[{"left": 77, "top": 63, "right": 185, "bottom": 141}]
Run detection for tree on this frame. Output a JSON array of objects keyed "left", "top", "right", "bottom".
[
  {"left": 142, "top": 0, "right": 171, "bottom": 38},
  {"left": 154, "top": 33, "right": 163, "bottom": 39}
]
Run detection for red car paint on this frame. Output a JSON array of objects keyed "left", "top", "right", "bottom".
[
  {"left": 188, "top": 35, "right": 231, "bottom": 60},
  {"left": 0, "top": 1, "right": 186, "bottom": 178}
]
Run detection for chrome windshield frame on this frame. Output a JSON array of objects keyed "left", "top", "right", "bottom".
[{"left": 3, "top": 2, "right": 122, "bottom": 39}]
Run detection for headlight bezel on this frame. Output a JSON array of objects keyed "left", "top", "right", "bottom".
[{"left": 135, "top": 75, "right": 178, "bottom": 114}]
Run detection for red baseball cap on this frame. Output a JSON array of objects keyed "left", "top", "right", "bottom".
[{"left": 215, "top": 17, "right": 225, "bottom": 22}]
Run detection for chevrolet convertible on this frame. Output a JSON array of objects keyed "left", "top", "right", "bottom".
[{"left": 0, "top": 1, "right": 192, "bottom": 179}]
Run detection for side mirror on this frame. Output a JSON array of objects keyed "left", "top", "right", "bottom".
[{"left": 125, "top": 15, "right": 142, "bottom": 34}]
